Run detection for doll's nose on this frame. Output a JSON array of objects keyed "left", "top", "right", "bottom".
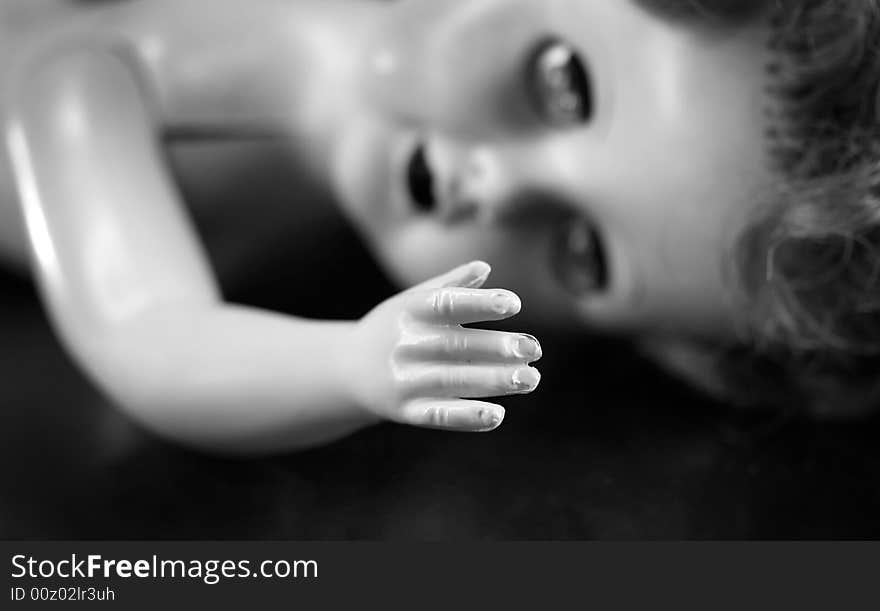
[
  {"left": 442, "top": 144, "right": 551, "bottom": 227},
  {"left": 361, "top": 0, "right": 535, "bottom": 138}
]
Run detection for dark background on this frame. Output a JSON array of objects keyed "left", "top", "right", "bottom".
[{"left": 2, "top": 141, "right": 880, "bottom": 540}]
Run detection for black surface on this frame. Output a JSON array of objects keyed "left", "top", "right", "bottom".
[
  {"left": 3, "top": 141, "right": 880, "bottom": 540},
  {"left": 4, "top": 254, "right": 880, "bottom": 540}
]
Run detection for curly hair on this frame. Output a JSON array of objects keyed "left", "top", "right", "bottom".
[{"left": 637, "top": 0, "right": 880, "bottom": 415}]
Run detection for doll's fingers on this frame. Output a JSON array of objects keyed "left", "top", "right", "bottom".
[
  {"left": 406, "top": 287, "right": 522, "bottom": 324},
  {"left": 399, "top": 398, "right": 505, "bottom": 432},
  {"left": 403, "top": 364, "right": 541, "bottom": 399},
  {"left": 399, "top": 329, "right": 542, "bottom": 364},
  {"left": 411, "top": 260, "right": 491, "bottom": 290}
]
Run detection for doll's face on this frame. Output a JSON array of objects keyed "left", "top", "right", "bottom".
[{"left": 331, "top": 0, "right": 774, "bottom": 340}]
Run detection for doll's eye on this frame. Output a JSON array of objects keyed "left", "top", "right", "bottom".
[
  {"left": 552, "top": 215, "right": 608, "bottom": 296},
  {"left": 527, "top": 38, "right": 593, "bottom": 127}
]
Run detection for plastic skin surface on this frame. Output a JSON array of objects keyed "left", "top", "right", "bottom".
[
  {"left": 1, "top": 0, "right": 544, "bottom": 453},
  {"left": 0, "top": 0, "right": 773, "bottom": 452}
]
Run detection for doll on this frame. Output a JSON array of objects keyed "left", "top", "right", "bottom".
[{"left": 1, "top": 0, "right": 877, "bottom": 453}]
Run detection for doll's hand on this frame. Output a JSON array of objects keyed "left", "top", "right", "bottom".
[{"left": 342, "top": 261, "right": 542, "bottom": 432}]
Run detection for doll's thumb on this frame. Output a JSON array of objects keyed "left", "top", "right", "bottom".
[{"left": 412, "top": 261, "right": 491, "bottom": 290}]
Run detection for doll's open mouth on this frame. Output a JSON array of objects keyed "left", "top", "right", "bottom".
[
  {"left": 553, "top": 216, "right": 609, "bottom": 296},
  {"left": 406, "top": 143, "right": 437, "bottom": 212}
]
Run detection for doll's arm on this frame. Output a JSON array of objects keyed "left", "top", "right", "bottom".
[
  {"left": 5, "top": 45, "right": 366, "bottom": 453},
  {"left": 4, "top": 45, "right": 540, "bottom": 454}
]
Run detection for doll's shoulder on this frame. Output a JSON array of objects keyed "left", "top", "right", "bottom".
[{"left": 0, "top": 2, "right": 127, "bottom": 96}]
